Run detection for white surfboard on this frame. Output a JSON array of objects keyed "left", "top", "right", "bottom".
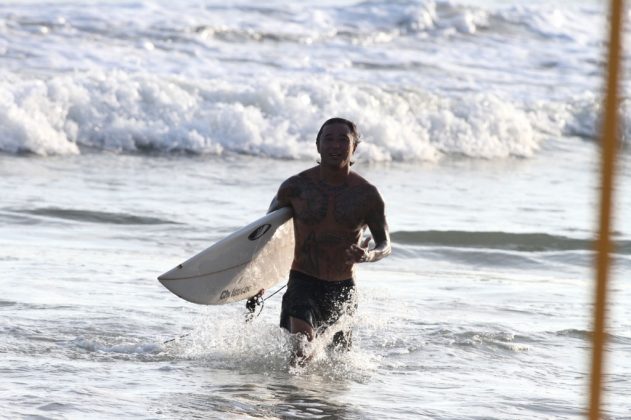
[{"left": 158, "top": 208, "right": 294, "bottom": 305}]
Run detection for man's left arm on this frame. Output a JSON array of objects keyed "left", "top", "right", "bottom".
[
  {"left": 346, "top": 188, "right": 391, "bottom": 264},
  {"left": 363, "top": 191, "right": 391, "bottom": 262}
]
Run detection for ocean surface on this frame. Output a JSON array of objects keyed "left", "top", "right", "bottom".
[{"left": 1, "top": 0, "right": 631, "bottom": 418}]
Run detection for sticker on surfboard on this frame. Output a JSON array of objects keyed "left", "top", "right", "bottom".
[{"left": 248, "top": 223, "right": 272, "bottom": 241}]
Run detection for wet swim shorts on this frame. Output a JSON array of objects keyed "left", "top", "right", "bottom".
[{"left": 279, "top": 270, "right": 357, "bottom": 345}]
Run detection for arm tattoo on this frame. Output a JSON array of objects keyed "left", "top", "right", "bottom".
[{"left": 277, "top": 176, "right": 301, "bottom": 205}]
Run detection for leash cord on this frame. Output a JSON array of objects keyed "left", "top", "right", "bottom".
[
  {"left": 163, "top": 332, "right": 190, "bottom": 344},
  {"left": 164, "top": 284, "right": 288, "bottom": 343},
  {"left": 246, "top": 284, "right": 287, "bottom": 321}
]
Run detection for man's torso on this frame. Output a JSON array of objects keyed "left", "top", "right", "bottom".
[{"left": 280, "top": 167, "right": 377, "bottom": 280}]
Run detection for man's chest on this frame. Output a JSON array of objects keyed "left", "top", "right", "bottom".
[{"left": 291, "top": 185, "right": 370, "bottom": 228}]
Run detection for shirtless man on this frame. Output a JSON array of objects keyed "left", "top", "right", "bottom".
[{"left": 265, "top": 117, "right": 391, "bottom": 365}]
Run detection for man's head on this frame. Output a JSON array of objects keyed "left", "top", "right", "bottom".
[{"left": 315, "top": 118, "right": 360, "bottom": 167}]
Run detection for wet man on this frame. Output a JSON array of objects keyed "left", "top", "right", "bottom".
[{"left": 266, "top": 117, "right": 391, "bottom": 365}]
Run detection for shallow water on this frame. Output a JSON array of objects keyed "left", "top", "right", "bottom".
[
  {"left": 1, "top": 152, "right": 630, "bottom": 419},
  {"left": 2, "top": 0, "right": 631, "bottom": 418}
]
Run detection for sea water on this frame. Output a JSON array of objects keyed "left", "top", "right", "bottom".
[{"left": 1, "top": 0, "right": 630, "bottom": 418}]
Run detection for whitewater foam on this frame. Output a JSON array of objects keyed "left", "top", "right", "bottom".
[
  {"left": 0, "top": 71, "right": 563, "bottom": 160},
  {"left": 0, "top": 0, "right": 618, "bottom": 161},
  {"left": 70, "top": 337, "right": 162, "bottom": 355}
]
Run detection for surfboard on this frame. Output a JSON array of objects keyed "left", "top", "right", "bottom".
[{"left": 158, "top": 208, "right": 294, "bottom": 305}]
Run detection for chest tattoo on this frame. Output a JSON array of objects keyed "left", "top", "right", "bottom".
[
  {"left": 293, "top": 178, "right": 327, "bottom": 225},
  {"left": 333, "top": 185, "right": 373, "bottom": 228},
  {"left": 290, "top": 176, "right": 373, "bottom": 229}
]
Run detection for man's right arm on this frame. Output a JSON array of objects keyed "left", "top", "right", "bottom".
[
  {"left": 249, "top": 177, "right": 298, "bottom": 312},
  {"left": 267, "top": 176, "right": 299, "bottom": 214},
  {"left": 267, "top": 196, "right": 282, "bottom": 213}
]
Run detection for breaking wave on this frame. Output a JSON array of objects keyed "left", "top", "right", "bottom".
[{"left": 0, "top": 71, "right": 611, "bottom": 160}]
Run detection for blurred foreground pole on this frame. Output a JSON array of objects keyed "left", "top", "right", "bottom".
[{"left": 589, "top": 0, "right": 624, "bottom": 418}]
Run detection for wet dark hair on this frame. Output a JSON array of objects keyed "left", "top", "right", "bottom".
[{"left": 315, "top": 117, "right": 361, "bottom": 147}]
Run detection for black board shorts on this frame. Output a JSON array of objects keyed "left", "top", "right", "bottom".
[{"left": 280, "top": 270, "right": 357, "bottom": 336}]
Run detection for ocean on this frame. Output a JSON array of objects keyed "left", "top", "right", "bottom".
[{"left": 1, "top": 0, "right": 630, "bottom": 418}]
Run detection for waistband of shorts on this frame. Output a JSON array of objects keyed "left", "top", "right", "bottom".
[{"left": 289, "top": 269, "right": 355, "bottom": 288}]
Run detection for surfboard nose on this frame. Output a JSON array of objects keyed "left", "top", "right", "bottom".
[{"left": 157, "top": 264, "right": 184, "bottom": 281}]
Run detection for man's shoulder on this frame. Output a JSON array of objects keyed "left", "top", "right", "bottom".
[
  {"left": 347, "top": 172, "right": 386, "bottom": 214},
  {"left": 281, "top": 167, "right": 317, "bottom": 186},
  {"left": 278, "top": 167, "right": 317, "bottom": 195},
  {"left": 348, "top": 171, "right": 379, "bottom": 194}
]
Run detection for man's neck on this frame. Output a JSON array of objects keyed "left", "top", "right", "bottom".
[{"left": 319, "top": 164, "right": 350, "bottom": 185}]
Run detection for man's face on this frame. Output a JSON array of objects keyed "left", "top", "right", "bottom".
[{"left": 317, "top": 123, "right": 356, "bottom": 168}]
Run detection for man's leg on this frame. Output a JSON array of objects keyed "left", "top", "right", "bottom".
[
  {"left": 289, "top": 316, "right": 315, "bottom": 366},
  {"left": 331, "top": 329, "right": 352, "bottom": 351}
]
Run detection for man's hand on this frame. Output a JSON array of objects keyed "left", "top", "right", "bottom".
[
  {"left": 245, "top": 288, "right": 265, "bottom": 322},
  {"left": 345, "top": 235, "right": 372, "bottom": 265}
]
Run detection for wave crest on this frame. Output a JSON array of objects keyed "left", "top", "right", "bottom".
[
  {"left": 0, "top": 71, "right": 550, "bottom": 160},
  {"left": 391, "top": 230, "right": 631, "bottom": 254},
  {"left": 13, "top": 207, "right": 177, "bottom": 225}
]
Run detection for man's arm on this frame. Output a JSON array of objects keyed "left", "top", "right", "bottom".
[
  {"left": 267, "top": 176, "right": 299, "bottom": 214},
  {"left": 248, "top": 177, "right": 299, "bottom": 314},
  {"left": 363, "top": 191, "right": 391, "bottom": 262},
  {"left": 346, "top": 188, "right": 391, "bottom": 264},
  {"left": 267, "top": 196, "right": 282, "bottom": 213}
]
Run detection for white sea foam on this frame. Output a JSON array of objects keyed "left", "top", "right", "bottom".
[
  {"left": 163, "top": 306, "right": 379, "bottom": 382},
  {"left": 0, "top": 0, "right": 616, "bottom": 161},
  {"left": 496, "top": 4, "right": 601, "bottom": 46},
  {"left": 0, "top": 71, "right": 571, "bottom": 160},
  {"left": 71, "top": 337, "right": 162, "bottom": 355},
  {"left": 0, "top": 78, "right": 80, "bottom": 155}
]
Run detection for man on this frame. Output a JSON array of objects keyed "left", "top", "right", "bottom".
[{"left": 265, "top": 117, "right": 391, "bottom": 365}]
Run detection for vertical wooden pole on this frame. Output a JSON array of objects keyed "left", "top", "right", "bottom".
[{"left": 589, "top": 0, "right": 624, "bottom": 418}]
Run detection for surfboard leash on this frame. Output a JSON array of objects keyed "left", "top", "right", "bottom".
[
  {"left": 245, "top": 284, "right": 287, "bottom": 322},
  {"left": 163, "top": 285, "right": 288, "bottom": 343},
  {"left": 163, "top": 332, "right": 191, "bottom": 344}
]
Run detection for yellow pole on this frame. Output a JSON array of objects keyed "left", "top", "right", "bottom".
[{"left": 589, "top": 0, "right": 624, "bottom": 418}]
